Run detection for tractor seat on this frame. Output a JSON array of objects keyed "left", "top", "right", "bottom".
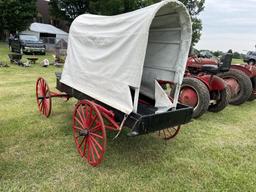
[{"left": 201, "top": 64, "right": 219, "bottom": 74}]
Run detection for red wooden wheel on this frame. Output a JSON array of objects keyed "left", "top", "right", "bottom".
[
  {"left": 158, "top": 126, "right": 181, "bottom": 140},
  {"left": 36, "top": 77, "right": 52, "bottom": 117},
  {"left": 73, "top": 100, "right": 106, "bottom": 166}
]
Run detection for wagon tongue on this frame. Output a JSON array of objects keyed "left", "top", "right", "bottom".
[{"left": 79, "top": 129, "right": 89, "bottom": 136}]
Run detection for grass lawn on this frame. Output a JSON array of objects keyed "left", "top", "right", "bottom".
[
  {"left": 232, "top": 58, "right": 244, "bottom": 64},
  {"left": 1, "top": 41, "right": 256, "bottom": 192}
]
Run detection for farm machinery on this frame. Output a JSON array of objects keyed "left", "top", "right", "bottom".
[
  {"left": 170, "top": 52, "right": 233, "bottom": 118},
  {"left": 223, "top": 62, "right": 256, "bottom": 101},
  {"left": 188, "top": 51, "right": 255, "bottom": 104}
]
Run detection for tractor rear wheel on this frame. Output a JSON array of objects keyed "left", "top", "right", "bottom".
[
  {"left": 208, "top": 86, "right": 230, "bottom": 112},
  {"left": 248, "top": 59, "right": 256, "bottom": 65},
  {"left": 218, "top": 69, "right": 253, "bottom": 105},
  {"left": 173, "top": 77, "right": 210, "bottom": 118}
]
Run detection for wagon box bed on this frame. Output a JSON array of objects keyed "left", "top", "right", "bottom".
[{"left": 56, "top": 73, "right": 193, "bottom": 135}]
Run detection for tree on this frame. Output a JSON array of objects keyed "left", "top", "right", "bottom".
[
  {"left": 213, "top": 50, "right": 224, "bottom": 57},
  {"left": 49, "top": 0, "right": 89, "bottom": 22},
  {"left": 49, "top": 0, "right": 205, "bottom": 45},
  {"left": 233, "top": 52, "right": 241, "bottom": 59},
  {"left": 0, "top": 0, "right": 37, "bottom": 39},
  {"left": 179, "top": 0, "right": 205, "bottom": 46}
]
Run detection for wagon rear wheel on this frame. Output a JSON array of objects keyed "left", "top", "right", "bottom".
[
  {"left": 158, "top": 126, "right": 181, "bottom": 140},
  {"left": 36, "top": 77, "right": 52, "bottom": 117},
  {"left": 73, "top": 100, "right": 106, "bottom": 167}
]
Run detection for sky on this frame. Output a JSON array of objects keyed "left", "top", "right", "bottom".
[{"left": 195, "top": 0, "right": 256, "bottom": 53}]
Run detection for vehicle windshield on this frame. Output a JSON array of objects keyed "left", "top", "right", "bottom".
[{"left": 19, "top": 35, "right": 38, "bottom": 42}]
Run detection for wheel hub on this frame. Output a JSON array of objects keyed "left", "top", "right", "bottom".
[
  {"left": 179, "top": 87, "right": 198, "bottom": 107},
  {"left": 79, "top": 129, "right": 89, "bottom": 136},
  {"left": 224, "top": 78, "right": 240, "bottom": 97}
]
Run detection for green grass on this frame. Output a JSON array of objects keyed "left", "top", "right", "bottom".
[
  {"left": 232, "top": 58, "right": 244, "bottom": 64},
  {"left": 1, "top": 41, "right": 256, "bottom": 192}
]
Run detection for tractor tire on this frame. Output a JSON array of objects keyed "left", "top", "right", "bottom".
[
  {"left": 208, "top": 86, "right": 230, "bottom": 112},
  {"left": 248, "top": 77, "right": 256, "bottom": 101},
  {"left": 171, "top": 77, "right": 210, "bottom": 118},
  {"left": 218, "top": 69, "right": 253, "bottom": 105},
  {"left": 248, "top": 94, "right": 256, "bottom": 101},
  {"left": 248, "top": 59, "right": 256, "bottom": 65}
]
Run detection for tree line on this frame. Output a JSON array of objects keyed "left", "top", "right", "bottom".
[{"left": 0, "top": 0, "right": 205, "bottom": 46}]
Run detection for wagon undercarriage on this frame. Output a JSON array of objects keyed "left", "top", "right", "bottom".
[{"left": 36, "top": 74, "right": 192, "bottom": 166}]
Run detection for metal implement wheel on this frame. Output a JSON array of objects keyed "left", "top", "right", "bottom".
[
  {"left": 172, "top": 77, "right": 210, "bottom": 118},
  {"left": 248, "top": 77, "right": 256, "bottom": 101},
  {"left": 218, "top": 69, "right": 252, "bottom": 105},
  {"left": 36, "top": 77, "right": 52, "bottom": 117},
  {"left": 73, "top": 100, "right": 106, "bottom": 167},
  {"left": 158, "top": 126, "right": 181, "bottom": 140},
  {"left": 208, "top": 86, "right": 230, "bottom": 112}
]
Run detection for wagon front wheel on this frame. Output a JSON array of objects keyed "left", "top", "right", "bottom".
[
  {"left": 158, "top": 126, "right": 181, "bottom": 140},
  {"left": 73, "top": 100, "right": 106, "bottom": 166},
  {"left": 36, "top": 77, "right": 52, "bottom": 117}
]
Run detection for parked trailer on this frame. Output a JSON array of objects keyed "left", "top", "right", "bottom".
[{"left": 36, "top": 0, "right": 193, "bottom": 166}]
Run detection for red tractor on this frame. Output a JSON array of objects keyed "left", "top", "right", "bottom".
[
  {"left": 188, "top": 50, "right": 255, "bottom": 104},
  {"left": 174, "top": 52, "right": 232, "bottom": 118},
  {"left": 220, "top": 63, "right": 256, "bottom": 102}
]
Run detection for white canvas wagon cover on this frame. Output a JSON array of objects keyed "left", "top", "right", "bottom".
[{"left": 61, "top": 0, "right": 192, "bottom": 114}]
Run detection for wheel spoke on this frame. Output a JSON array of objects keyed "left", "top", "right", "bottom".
[
  {"left": 40, "top": 80, "right": 45, "bottom": 95},
  {"left": 162, "top": 129, "right": 167, "bottom": 139},
  {"left": 89, "top": 106, "right": 93, "bottom": 120},
  {"left": 73, "top": 126, "right": 83, "bottom": 131},
  {"left": 89, "top": 115, "right": 98, "bottom": 129},
  {"left": 42, "top": 100, "right": 46, "bottom": 114},
  {"left": 74, "top": 116, "right": 85, "bottom": 129},
  {"left": 90, "top": 135, "right": 103, "bottom": 151},
  {"left": 90, "top": 132, "right": 103, "bottom": 139},
  {"left": 39, "top": 99, "right": 44, "bottom": 111},
  {"left": 44, "top": 100, "right": 48, "bottom": 116},
  {"left": 89, "top": 140, "right": 96, "bottom": 164},
  {"left": 82, "top": 138, "right": 88, "bottom": 157},
  {"left": 81, "top": 104, "right": 86, "bottom": 121},
  {"left": 89, "top": 137, "right": 101, "bottom": 159},
  {"left": 87, "top": 139, "right": 91, "bottom": 162},
  {"left": 44, "top": 99, "right": 49, "bottom": 114},
  {"left": 42, "top": 80, "right": 46, "bottom": 94},
  {"left": 166, "top": 127, "right": 174, "bottom": 135},
  {"left": 89, "top": 124, "right": 101, "bottom": 133},
  {"left": 77, "top": 106, "right": 85, "bottom": 126},
  {"left": 79, "top": 136, "right": 86, "bottom": 148},
  {"left": 39, "top": 98, "right": 43, "bottom": 104}
]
